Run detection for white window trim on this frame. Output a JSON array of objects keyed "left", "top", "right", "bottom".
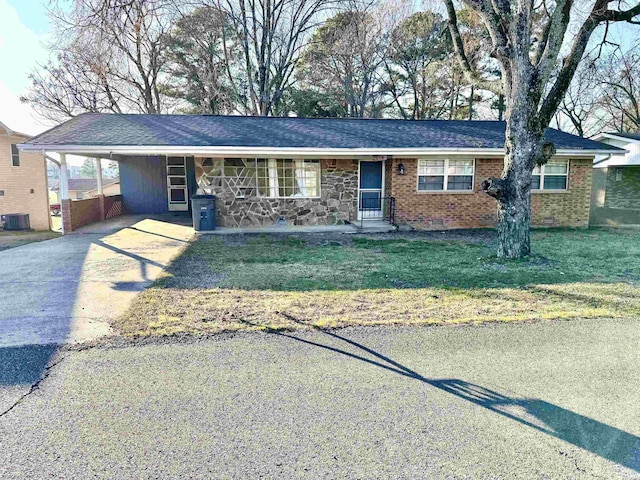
[
  {"left": 257, "top": 158, "right": 321, "bottom": 199},
  {"left": 10, "top": 144, "right": 20, "bottom": 167},
  {"left": 267, "top": 158, "right": 279, "bottom": 198},
  {"left": 167, "top": 156, "right": 189, "bottom": 211},
  {"left": 215, "top": 158, "right": 322, "bottom": 199},
  {"left": 532, "top": 159, "right": 569, "bottom": 191},
  {"left": 417, "top": 158, "right": 475, "bottom": 192}
]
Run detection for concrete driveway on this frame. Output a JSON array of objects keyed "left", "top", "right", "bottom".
[
  {"left": 0, "top": 215, "right": 193, "bottom": 347},
  {"left": 0, "top": 318, "right": 639, "bottom": 478}
]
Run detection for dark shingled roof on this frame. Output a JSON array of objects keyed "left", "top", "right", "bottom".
[{"left": 25, "top": 113, "right": 619, "bottom": 151}]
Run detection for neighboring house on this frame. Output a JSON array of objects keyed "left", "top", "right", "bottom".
[
  {"left": 87, "top": 178, "right": 120, "bottom": 197},
  {"left": 50, "top": 178, "right": 120, "bottom": 203},
  {"left": 19, "top": 114, "right": 620, "bottom": 231},
  {"left": 591, "top": 132, "right": 640, "bottom": 226},
  {"left": 0, "top": 121, "right": 50, "bottom": 230}
]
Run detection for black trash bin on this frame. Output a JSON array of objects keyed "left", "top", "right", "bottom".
[{"left": 191, "top": 194, "right": 216, "bottom": 231}]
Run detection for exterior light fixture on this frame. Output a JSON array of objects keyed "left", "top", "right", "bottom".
[{"left": 397, "top": 163, "right": 405, "bottom": 175}]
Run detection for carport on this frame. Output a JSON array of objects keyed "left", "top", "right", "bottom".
[{"left": 20, "top": 135, "right": 197, "bottom": 235}]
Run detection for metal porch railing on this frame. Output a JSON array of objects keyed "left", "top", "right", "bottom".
[{"left": 359, "top": 196, "right": 395, "bottom": 229}]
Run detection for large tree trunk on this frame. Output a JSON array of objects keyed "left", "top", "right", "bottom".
[
  {"left": 494, "top": 136, "right": 538, "bottom": 258},
  {"left": 442, "top": 0, "right": 640, "bottom": 258},
  {"left": 484, "top": 68, "right": 545, "bottom": 259}
]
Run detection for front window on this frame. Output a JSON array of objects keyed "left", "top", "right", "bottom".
[
  {"left": 532, "top": 159, "right": 568, "bottom": 190},
  {"left": 10, "top": 144, "right": 20, "bottom": 166},
  {"left": 198, "top": 158, "right": 320, "bottom": 198},
  {"left": 263, "top": 159, "right": 320, "bottom": 198},
  {"left": 417, "top": 158, "right": 474, "bottom": 191}
]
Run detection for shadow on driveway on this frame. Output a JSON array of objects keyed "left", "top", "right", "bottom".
[{"left": 0, "top": 215, "right": 193, "bottom": 390}]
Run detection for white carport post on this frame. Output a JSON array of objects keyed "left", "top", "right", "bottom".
[
  {"left": 95, "top": 157, "right": 103, "bottom": 195},
  {"left": 59, "top": 153, "right": 70, "bottom": 235},
  {"left": 95, "top": 157, "right": 105, "bottom": 220}
]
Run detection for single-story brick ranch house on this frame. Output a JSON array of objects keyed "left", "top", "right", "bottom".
[{"left": 19, "top": 114, "right": 621, "bottom": 232}]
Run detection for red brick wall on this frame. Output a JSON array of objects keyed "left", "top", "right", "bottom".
[
  {"left": 388, "top": 157, "right": 592, "bottom": 230},
  {"left": 531, "top": 160, "right": 592, "bottom": 227},
  {"left": 62, "top": 198, "right": 101, "bottom": 232},
  {"left": 62, "top": 194, "right": 123, "bottom": 232}
]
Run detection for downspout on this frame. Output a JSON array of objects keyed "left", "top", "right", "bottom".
[
  {"left": 592, "top": 154, "right": 612, "bottom": 168},
  {"left": 45, "top": 154, "right": 60, "bottom": 166}
]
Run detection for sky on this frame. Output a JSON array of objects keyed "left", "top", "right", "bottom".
[
  {"left": 0, "top": 0, "right": 638, "bottom": 139},
  {"left": 0, "top": 0, "right": 53, "bottom": 135}
]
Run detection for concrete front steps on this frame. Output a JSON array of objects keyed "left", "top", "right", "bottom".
[{"left": 356, "top": 220, "right": 397, "bottom": 233}]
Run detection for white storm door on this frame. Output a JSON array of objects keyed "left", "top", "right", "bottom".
[{"left": 167, "top": 156, "right": 189, "bottom": 212}]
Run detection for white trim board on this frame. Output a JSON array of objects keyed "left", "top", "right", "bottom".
[
  {"left": 594, "top": 132, "right": 640, "bottom": 145},
  {"left": 17, "top": 144, "right": 616, "bottom": 158}
]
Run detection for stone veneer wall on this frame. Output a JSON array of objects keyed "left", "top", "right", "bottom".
[
  {"left": 194, "top": 158, "right": 358, "bottom": 227},
  {"left": 388, "top": 157, "right": 592, "bottom": 230}
]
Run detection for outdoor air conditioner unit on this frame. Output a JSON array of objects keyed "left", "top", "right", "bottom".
[{"left": 2, "top": 213, "right": 31, "bottom": 231}]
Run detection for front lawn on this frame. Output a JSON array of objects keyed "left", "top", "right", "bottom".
[
  {"left": 116, "top": 228, "right": 640, "bottom": 336},
  {"left": 0, "top": 230, "right": 60, "bottom": 251}
]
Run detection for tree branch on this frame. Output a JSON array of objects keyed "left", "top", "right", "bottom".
[
  {"left": 538, "top": 0, "right": 640, "bottom": 128},
  {"left": 481, "top": 177, "right": 508, "bottom": 200},
  {"left": 442, "top": 0, "right": 503, "bottom": 93}
]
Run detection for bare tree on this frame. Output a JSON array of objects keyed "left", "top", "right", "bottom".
[
  {"left": 443, "top": 0, "right": 640, "bottom": 258},
  {"left": 203, "top": 0, "right": 337, "bottom": 116},
  {"left": 22, "top": 45, "right": 119, "bottom": 123},
  {"left": 596, "top": 45, "right": 640, "bottom": 132},
  {"left": 22, "top": 0, "right": 175, "bottom": 120},
  {"left": 554, "top": 59, "right": 606, "bottom": 137}
]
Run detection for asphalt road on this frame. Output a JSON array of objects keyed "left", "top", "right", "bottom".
[{"left": 1, "top": 318, "right": 639, "bottom": 479}]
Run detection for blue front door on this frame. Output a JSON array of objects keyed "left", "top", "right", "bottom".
[{"left": 359, "top": 161, "right": 384, "bottom": 220}]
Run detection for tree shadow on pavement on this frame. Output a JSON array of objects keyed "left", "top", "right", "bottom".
[
  {"left": 243, "top": 315, "right": 640, "bottom": 473},
  {"left": 0, "top": 345, "right": 58, "bottom": 385}
]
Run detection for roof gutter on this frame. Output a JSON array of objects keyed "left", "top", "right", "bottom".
[
  {"left": 595, "top": 132, "right": 640, "bottom": 144},
  {"left": 17, "top": 144, "right": 619, "bottom": 158}
]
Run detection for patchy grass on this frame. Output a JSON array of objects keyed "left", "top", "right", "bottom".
[
  {"left": 116, "top": 228, "right": 640, "bottom": 337},
  {"left": 0, "top": 230, "right": 60, "bottom": 251}
]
